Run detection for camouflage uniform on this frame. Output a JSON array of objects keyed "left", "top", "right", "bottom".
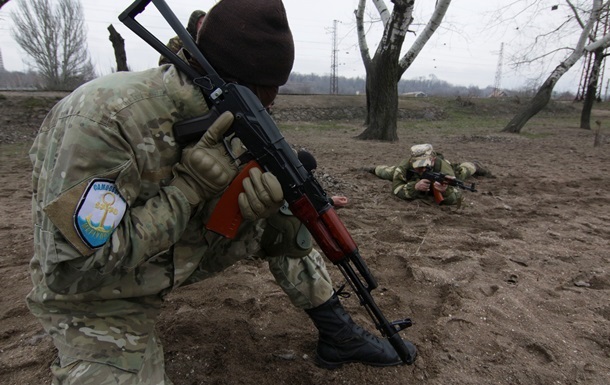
[
  {"left": 159, "top": 10, "right": 206, "bottom": 66},
  {"left": 158, "top": 36, "right": 184, "bottom": 66},
  {"left": 27, "top": 64, "right": 333, "bottom": 384},
  {"left": 374, "top": 156, "right": 476, "bottom": 206}
]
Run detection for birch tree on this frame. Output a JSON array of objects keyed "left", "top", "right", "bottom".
[
  {"left": 502, "top": 0, "right": 609, "bottom": 133},
  {"left": 355, "top": 0, "right": 451, "bottom": 141},
  {"left": 572, "top": 0, "right": 610, "bottom": 129},
  {"left": 10, "top": 0, "right": 95, "bottom": 90},
  {"left": 579, "top": 46, "right": 607, "bottom": 129}
]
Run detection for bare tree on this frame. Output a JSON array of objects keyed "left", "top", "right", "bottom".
[
  {"left": 355, "top": 0, "right": 451, "bottom": 141},
  {"left": 574, "top": 1, "right": 610, "bottom": 129},
  {"left": 502, "top": 0, "right": 609, "bottom": 133},
  {"left": 10, "top": 0, "right": 95, "bottom": 90},
  {"left": 579, "top": 46, "right": 607, "bottom": 129}
]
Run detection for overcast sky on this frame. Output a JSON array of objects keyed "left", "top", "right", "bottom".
[{"left": 0, "top": 0, "right": 591, "bottom": 93}]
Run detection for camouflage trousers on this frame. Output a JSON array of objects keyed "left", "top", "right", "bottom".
[
  {"left": 47, "top": 211, "right": 335, "bottom": 384},
  {"left": 51, "top": 332, "right": 171, "bottom": 385},
  {"left": 182, "top": 213, "right": 334, "bottom": 309},
  {"left": 374, "top": 161, "right": 476, "bottom": 181}
]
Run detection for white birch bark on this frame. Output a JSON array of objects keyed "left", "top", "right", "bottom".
[
  {"left": 585, "top": 33, "right": 610, "bottom": 51},
  {"left": 551, "top": 0, "right": 602, "bottom": 78},
  {"left": 399, "top": 0, "right": 451, "bottom": 72},
  {"left": 380, "top": 2, "right": 413, "bottom": 55},
  {"left": 372, "top": 0, "right": 391, "bottom": 27},
  {"left": 355, "top": 0, "right": 372, "bottom": 69}
]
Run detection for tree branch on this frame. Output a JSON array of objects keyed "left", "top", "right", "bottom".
[
  {"left": 355, "top": 0, "right": 372, "bottom": 70},
  {"left": 372, "top": 0, "right": 391, "bottom": 27},
  {"left": 399, "top": 0, "right": 451, "bottom": 74},
  {"left": 512, "top": 46, "right": 576, "bottom": 65}
]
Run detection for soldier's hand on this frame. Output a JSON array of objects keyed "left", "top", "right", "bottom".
[
  {"left": 331, "top": 195, "right": 349, "bottom": 207},
  {"left": 415, "top": 179, "right": 431, "bottom": 192},
  {"left": 433, "top": 181, "right": 448, "bottom": 193},
  {"left": 171, "top": 111, "right": 238, "bottom": 208},
  {"left": 238, "top": 168, "right": 284, "bottom": 221}
]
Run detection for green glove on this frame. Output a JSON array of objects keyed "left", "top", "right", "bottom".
[
  {"left": 171, "top": 111, "right": 238, "bottom": 208},
  {"left": 260, "top": 206, "right": 313, "bottom": 258},
  {"left": 238, "top": 167, "right": 284, "bottom": 221}
]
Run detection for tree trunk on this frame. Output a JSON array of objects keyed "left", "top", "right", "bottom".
[
  {"left": 364, "top": 85, "right": 371, "bottom": 126},
  {"left": 580, "top": 47, "right": 605, "bottom": 130},
  {"left": 500, "top": 0, "right": 603, "bottom": 134},
  {"left": 0, "top": 0, "right": 10, "bottom": 9},
  {"left": 108, "top": 24, "right": 129, "bottom": 72},
  {"left": 356, "top": 56, "right": 399, "bottom": 141},
  {"left": 502, "top": 79, "right": 554, "bottom": 133}
]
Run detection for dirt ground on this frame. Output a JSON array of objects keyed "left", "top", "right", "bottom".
[{"left": 1, "top": 92, "right": 609, "bottom": 385}]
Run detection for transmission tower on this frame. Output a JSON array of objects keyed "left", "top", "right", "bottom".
[
  {"left": 0, "top": 48, "right": 5, "bottom": 72},
  {"left": 576, "top": 9, "right": 610, "bottom": 101},
  {"left": 492, "top": 43, "right": 504, "bottom": 97},
  {"left": 330, "top": 20, "right": 339, "bottom": 95},
  {"left": 577, "top": 51, "right": 595, "bottom": 101}
]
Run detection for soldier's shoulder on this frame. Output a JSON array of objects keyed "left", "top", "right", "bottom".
[{"left": 166, "top": 36, "right": 184, "bottom": 54}]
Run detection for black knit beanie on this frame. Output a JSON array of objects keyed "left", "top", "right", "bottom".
[
  {"left": 196, "top": 0, "right": 294, "bottom": 87},
  {"left": 186, "top": 10, "right": 206, "bottom": 40}
]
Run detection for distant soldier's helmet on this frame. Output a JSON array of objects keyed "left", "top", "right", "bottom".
[
  {"left": 410, "top": 144, "right": 435, "bottom": 168},
  {"left": 186, "top": 10, "right": 206, "bottom": 40}
]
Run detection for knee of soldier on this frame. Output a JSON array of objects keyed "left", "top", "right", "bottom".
[
  {"left": 260, "top": 204, "right": 312, "bottom": 259},
  {"left": 376, "top": 165, "right": 395, "bottom": 180}
]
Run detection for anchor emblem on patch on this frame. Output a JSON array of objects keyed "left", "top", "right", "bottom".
[{"left": 74, "top": 179, "right": 127, "bottom": 249}]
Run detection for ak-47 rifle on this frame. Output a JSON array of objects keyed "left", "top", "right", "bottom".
[
  {"left": 119, "top": 0, "right": 416, "bottom": 364},
  {"left": 421, "top": 167, "right": 477, "bottom": 204}
]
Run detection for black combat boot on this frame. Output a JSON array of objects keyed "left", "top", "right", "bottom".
[
  {"left": 305, "top": 294, "right": 417, "bottom": 369},
  {"left": 472, "top": 161, "right": 493, "bottom": 178}
]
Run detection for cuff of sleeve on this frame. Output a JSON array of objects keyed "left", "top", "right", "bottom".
[{"left": 168, "top": 179, "right": 200, "bottom": 213}]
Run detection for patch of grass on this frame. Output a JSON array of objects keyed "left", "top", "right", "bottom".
[
  {"left": 21, "top": 97, "right": 50, "bottom": 109},
  {"left": 520, "top": 132, "right": 554, "bottom": 139}
]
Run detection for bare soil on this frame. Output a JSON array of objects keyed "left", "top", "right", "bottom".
[{"left": 1, "top": 92, "right": 609, "bottom": 385}]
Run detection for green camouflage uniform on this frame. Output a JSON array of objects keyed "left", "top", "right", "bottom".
[
  {"left": 159, "top": 10, "right": 206, "bottom": 66},
  {"left": 158, "top": 36, "right": 184, "bottom": 66},
  {"left": 27, "top": 64, "right": 333, "bottom": 384},
  {"left": 374, "top": 156, "right": 476, "bottom": 206}
]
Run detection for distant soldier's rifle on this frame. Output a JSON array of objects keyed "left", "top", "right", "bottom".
[{"left": 421, "top": 167, "right": 477, "bottom": 204}]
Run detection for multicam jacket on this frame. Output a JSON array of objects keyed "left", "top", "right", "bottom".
[
  {"left": 27, "top": 63, "right": 335, "bottom": 373},
  {"left": 27, "top": 65, "right": 217, "bottom": 371},
  {"left": 390, "top": 156, "right": 462, "bottom": 205},
  {"left": 158, "top": 35, "right": 184, "bottom": 65},
  {"left": 158, "top": 10, "right": 206, "bottom": 66}
]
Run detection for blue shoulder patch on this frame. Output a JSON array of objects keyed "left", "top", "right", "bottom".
[{"left": 74, "top": 179, "right": 127, "bottom": 249}]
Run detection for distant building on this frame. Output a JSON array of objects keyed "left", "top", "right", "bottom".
[
  {"left": 402, "top": 91, "right": 427, "bottom": 97},
  {"left": 489, "top": 89, "right": 508, "bottom": 98}
]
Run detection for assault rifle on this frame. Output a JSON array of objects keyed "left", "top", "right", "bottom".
[
  {"left": 120, "top": 0, "right": 416, "bottom": 365},
  {"left": 421, "top": 167, "right": 477, "bottom": 204}
]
